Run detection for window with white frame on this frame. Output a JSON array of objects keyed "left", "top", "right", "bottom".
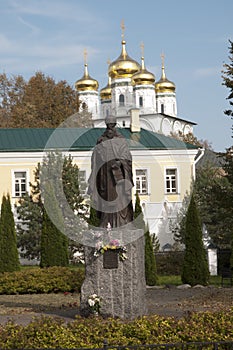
[
  {"left": 13, "top": 171, "right": 27, "bottom": 197},
  {"left": 135, "top": 169, "right": 148, "bottom": 194},
  {"left": 165, "top": 168, "right": 177, "bottom": 193},
  {"left": 78, "top": 170, "right": 86, "bottom": 195}
]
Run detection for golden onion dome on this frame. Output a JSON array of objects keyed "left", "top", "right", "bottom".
[
  {"left": 108, "top": 40, "right": 141, "bottom": 79},
  {"left": 100, "top": 75, "right": 112, "bottom": 100},
  {"left": 75, "top": 63, "right": 99, "bottom": 92},
  {"left": 132, "top": 56, "right": 155, "bottom": 86},
  {"left": 155, "top": 60, "right": 175, "bottom": 93}
]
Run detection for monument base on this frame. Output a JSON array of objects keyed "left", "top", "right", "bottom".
[{"left": 80, "top": 229, "right": 146, "bottom": 319}]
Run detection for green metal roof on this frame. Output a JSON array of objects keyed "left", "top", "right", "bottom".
[{"left": 0, "top": 128, "right": 198, "bottom": 152}]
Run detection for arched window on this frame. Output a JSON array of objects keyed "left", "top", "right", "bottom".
[
  {"left": 122, "top": 120, "right": 126, "bottom": 127},
  {"left": 139, "top": 96, "right": 143, "bottom": 107},
  {"left": 161, "top": 103, "right": 164, "bottom": 114},
  {"left": 106, "top": 109, "right": 109, "bottom": 117},
  {"left": 119, "top": 94, "right": 125, "bottom": 106}
]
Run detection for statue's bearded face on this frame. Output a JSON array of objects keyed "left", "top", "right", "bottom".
[
  {"left": 106, "top": 123, "right": 116, "bottom": 130},
  {"left": 106, "top": 129, "right": 114, "bottom": 139}
]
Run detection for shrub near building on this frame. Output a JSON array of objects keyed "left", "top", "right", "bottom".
[
  {"left": 0, "top": 194, "right": 20, "bottom": 273},
  {"left": 181, "top": 194, "right": 209, "bottom": 286}
]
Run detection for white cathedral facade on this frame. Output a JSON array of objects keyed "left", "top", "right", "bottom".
[
  {"left": 75, "top": 37, "right": 196, "bottom": 136},
  {"left": 71, "top": 33, "right": 203, "bottom": 251}
]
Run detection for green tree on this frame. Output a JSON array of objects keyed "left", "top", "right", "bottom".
[
  {"left": 222, "top": 40, "right": 233, "bottom": 136},
  {"left": 40, "top": 183, "right": 69, "bottom": 267},
  {"left": 134, "top": 192, "right": 157, "bottom": 285},
  {"left": 87, "top": 205, "right": 100, "bottom": 228},
  {"left": 133, "top": 192, "right": 145, "bottom": 230},
  {"left": 16, "top": 152, "right": 87, "bottom": 260},
  {"left": 181, "top": 194, "right": 209, "bottom": 286},
  {"left": 144, "top": 225, "right": 158, "bottom": 286},
  {"left": 194, "top": 155, "right": 233, "bottom": 249},
  {"left": 171, "top": 190, "right": 191, "bottom": 246},
  {"left": 151, "top": 233, "right": 160, "bottom": 253},
  {"left": 16, "top": 192, "right": 42, "bottom": 260},
  {"left": 0, "top": 194, "right": 20, "bottom": 272}
]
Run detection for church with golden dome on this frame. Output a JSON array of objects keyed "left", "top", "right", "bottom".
[{"left": 75, "top": 26, "right": 196, "bottom": 136}]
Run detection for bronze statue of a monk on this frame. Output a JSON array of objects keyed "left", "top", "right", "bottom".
[{"left": 88, "top": 116, "right": 134, "bottom": 228}]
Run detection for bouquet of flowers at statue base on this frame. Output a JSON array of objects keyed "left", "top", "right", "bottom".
[{"left": 88, "top": 293, "right": 101, "bottom": 314}]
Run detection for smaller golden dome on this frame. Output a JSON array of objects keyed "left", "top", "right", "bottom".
[
  {"left": 108, "top": 40, "right": 141, "bottom": 79},
  {"left": 132, "top": 56, "right": 155, "bottom": 86},
  {"left": 155, "top": 56, "right": 175, "bottom": 93},
  {"left": 75, "top": 63, "right": 99, "bottom": 92},
  {"left": 100, "top": 75, "right": 112, "bottom": 100}
]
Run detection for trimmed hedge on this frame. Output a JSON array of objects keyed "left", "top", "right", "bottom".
[
  {"left": 0, "top": 309, "right": 232, "bottom": 348},
  {"left": 0, "top": 267, "right": 85, "bottom": 294}
]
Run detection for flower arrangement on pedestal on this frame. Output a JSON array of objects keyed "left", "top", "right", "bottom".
[
  {"left": 92, "top": 223, "right": 127, "bottom": 261},
  {"left": 94, "top": 239, "right": 127, "bottom": 261},
  {"left": 88, "top": 293, "right": 101, "bottom": 314}
]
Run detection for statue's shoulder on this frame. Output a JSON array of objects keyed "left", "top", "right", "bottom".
[
  {"left": 97, "top": 135, "right": 106, "bottom": 144},
  {"left": 115, "top": 130, "right": 125, "bottom": 138}
]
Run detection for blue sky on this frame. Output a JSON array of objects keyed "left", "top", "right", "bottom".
[{"left": 0, "top": 0, "right": 232, "bottom": 151}]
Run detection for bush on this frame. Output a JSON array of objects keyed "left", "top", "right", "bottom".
[
  {"left": 0, "top": 194, "right": 20, "bottom": 272},
  {"left": 145, "top": 228, "right": 158, "bottom": 285},
  {"left": 0, "top": 266, "right": 84, "bottom": 294},
  {"left": 0, "top": 310, "right": 232, "bottom": 348},
  {"left": 155, "top": 251, "right": 185, "bottom": 275},
  {"left": 181, "top": 194, "right": 209, "bottom": 286}
]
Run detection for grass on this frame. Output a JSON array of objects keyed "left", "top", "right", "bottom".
[{"left": 157, "top": 274, "right": 223, "bottom": 286}]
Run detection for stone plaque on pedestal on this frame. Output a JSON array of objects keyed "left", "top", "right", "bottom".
[{"left": 103, "top": 250, "right": 118, "bottom": 269}]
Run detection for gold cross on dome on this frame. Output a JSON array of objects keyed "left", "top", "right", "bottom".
[
  {"left": 161, "top": 52, "right": 165, "bottom": 67},
  {"left": 121, "top": 19, "right": 125, "bottom": 40},
  {"left": 140, "top": 42, "right": 144, "bottom": 57},
  {"left": 84, "top": 48, "right": 87, "bottom": 64}
]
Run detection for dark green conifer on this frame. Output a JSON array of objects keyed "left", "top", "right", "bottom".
[
  {"left": 40, "top": 182, "right": 68, "bottom": 267},
  {"left": 133, "top": 192, "right": 145, "bottom": 230},
  {"left": 0, "top": 194, "right": 20, "bottom": 272},
  {"left": 181, "top": 194, "right": 209, "bottom": 286},
  {"left": 144, "top": 225, "right": 158, "bottom": 285},
  {"left": 87, "top": 205, "right": 100, "bottom": 228},
  {"left": 134, "top": 192, "right": 158, "bottom": 285}
]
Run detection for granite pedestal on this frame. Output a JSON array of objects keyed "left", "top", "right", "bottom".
[{"left": 80, "top": 229, "right": 146, "bottom": 319}]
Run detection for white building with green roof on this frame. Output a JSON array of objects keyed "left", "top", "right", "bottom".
[{"left": 0, "top": 125, "right": 202, "bottom": 250}]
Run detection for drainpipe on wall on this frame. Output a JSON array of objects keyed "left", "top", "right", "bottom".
[{"left": 193, "top": 147, "right": 205, "bottom": 180}]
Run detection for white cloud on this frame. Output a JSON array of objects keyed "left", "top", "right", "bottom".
[
  {"left": 17, "top": 15, "right": 40, "bottom": 35},
  {"left": 0, "top": 37, "right": 99, "bottom": 77}
]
